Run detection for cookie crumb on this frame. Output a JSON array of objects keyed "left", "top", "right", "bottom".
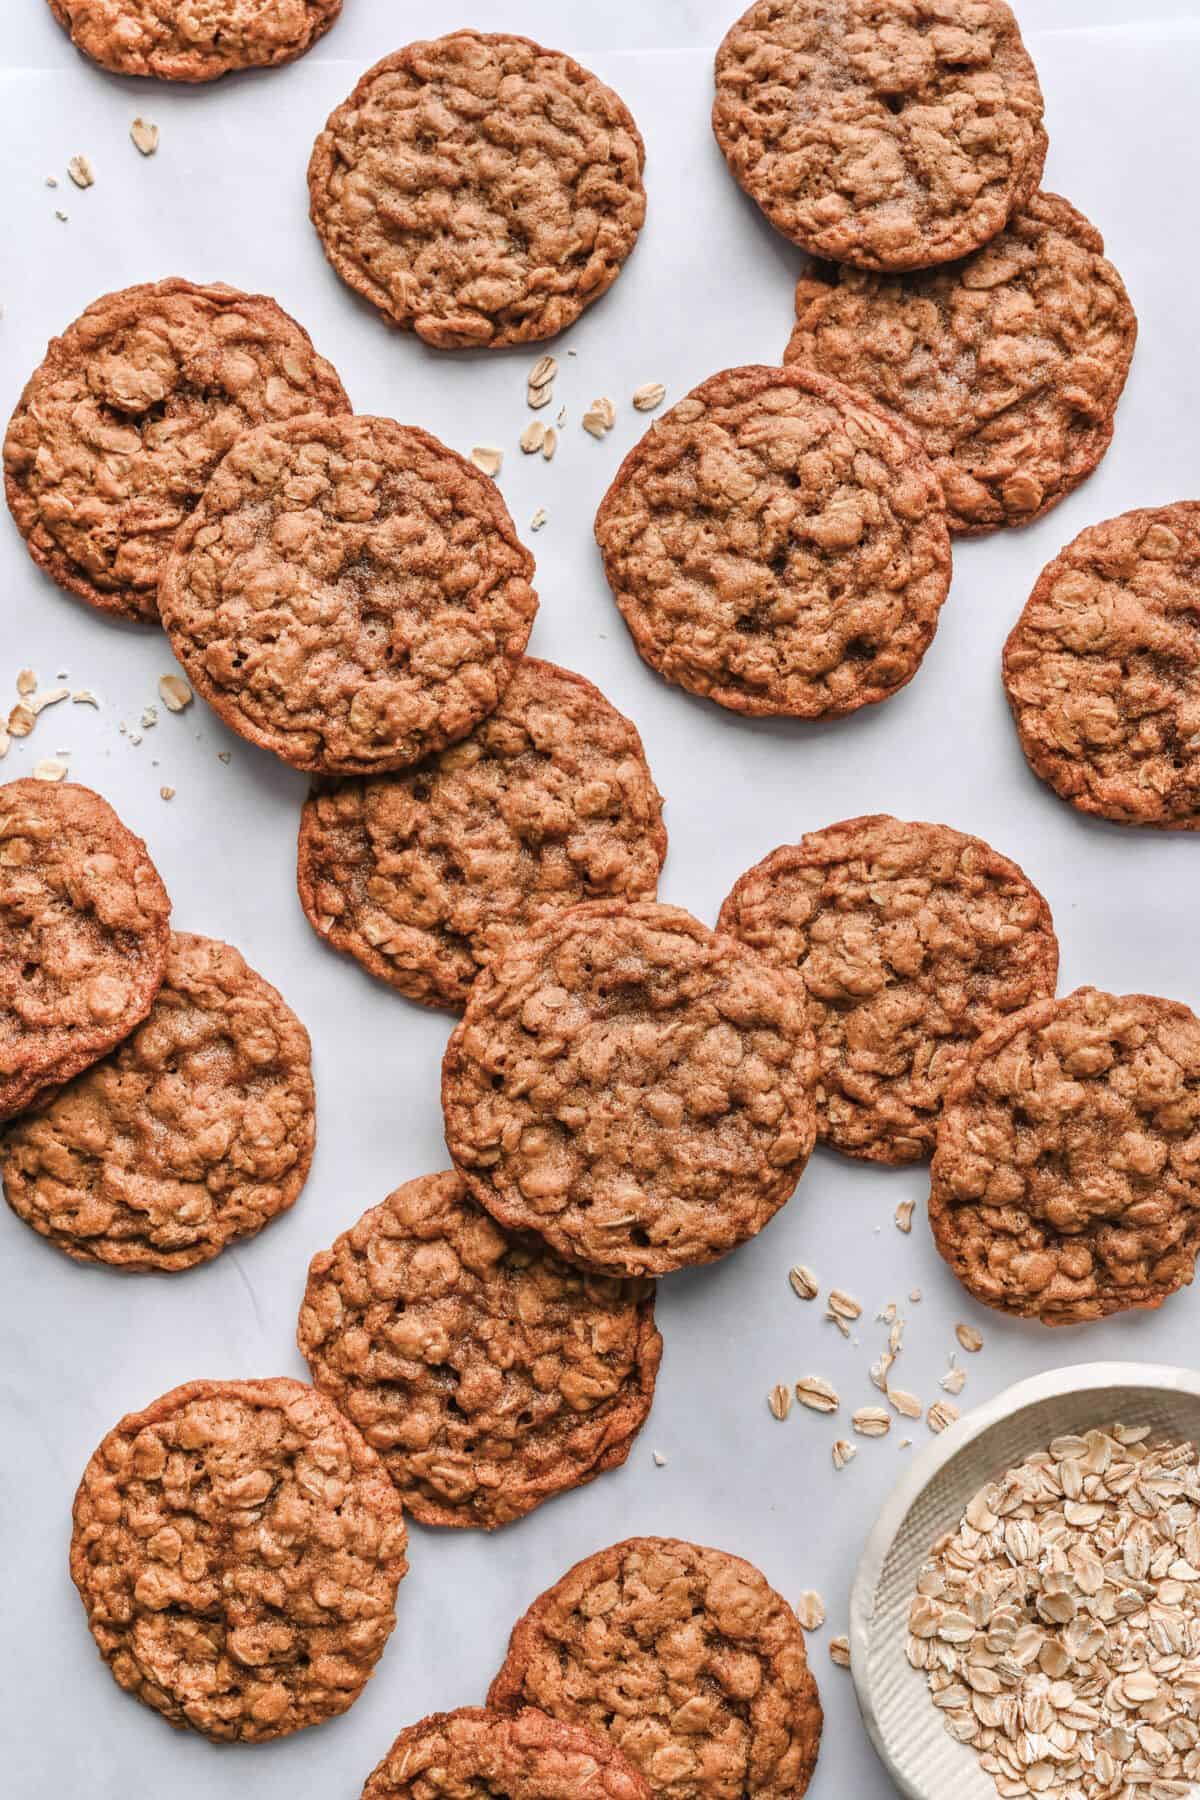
[
  {"left": 33, "top": 758, "right": 68, "bottom": 782},
  {"left": 140, "top": 707, "right": 157, "bottom": 731},
  {"left": 217, "top": 751, "right": 231, "bottom": 764},
  {"left": 955, "top": 1322, "right": 983, "bottom": 1353},
  {"left": 470, "top": 446, "right": 503, "bottom": 479},
  {"left": 159, "top": 786, "right": 175, "bottom": 801},
  {"left": 788, "top": 1263, "right": 818, "bottom": 1301},
  {"left": 796, "top": 1590, "right": 825, "bottom": 1631},
  {"left": 67, "top": 155, "right": 95, "bottom": 189},
  {"left": 130, "top": 118, "right": 160, "bottom": 156},
  {"left": 795, "top": 1375, "right": 838, "bottom": 1415},
  {"left": 829, "top": 1636, "right": 850, "bottom": 1668},
  {"left": 632, "top": 381, "right": 666, "bottom": 412},
  {"left": 908, "top": 1288, "right": 923, "bottom": 1303},
  {"left": 767, "top": 1383, "right": 792, "bottom": 1422},
  {"left": 652, "top": 1450, "right": 666, "bottom": 1467},
  {"left": 894, "top": 1200, "right": 914, "bottom": 1233},
  {"left": 45, "top": 175, "right": 58, "bottom": 188}
]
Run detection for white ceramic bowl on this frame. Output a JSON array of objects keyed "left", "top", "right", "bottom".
[{"left": 849, "top": 1361, "right": 1200, "bottom": 1799}]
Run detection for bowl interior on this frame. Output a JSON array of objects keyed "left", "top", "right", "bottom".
[{"left": 851, "top": 1368, "right": 1200, "bottom": 1800}]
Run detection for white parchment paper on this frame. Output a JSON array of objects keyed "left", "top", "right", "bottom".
[{"left": 2, "top": 4, "right": 1200, "bottom": 1796}]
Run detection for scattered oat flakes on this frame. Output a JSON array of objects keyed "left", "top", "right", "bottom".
[
  {"left": 894, "top": 1200, "right": 915, "bottom": 1233},
  {"left": 128, "top": 730, "right": 142, "bottom": 746},
  {"left": 16, "top": 670, "right": 36, "bottom": 697},
  {"left": 870, "top": 1352, "right": 894, "bottom": 1393},
  {"left": 32, "top": 687, "right": 70, "bottom": 716},
  {"left": 767, "top": 1383, "right": 792, "bottom": 1422},
  {"left": 796, "top": 1591, "right": 825, "bottom": 1631},
  {"left": 853, "top": 1407, "right": 891, "bottom": 1439},
  {"left": 832, "top": 1439, "right": 856, "bottom": 1472},
  {"left": 542, "top": 427, "right": 558, "bottom": 462},
  {"left": 33, "top": 758, "right": 67, "bottom": 782},
  {"left": 889, "top": 1318, "right": 905, "bottom": 1355},
  {"left": 652, "top": 1450, "right": 666, "bottom": 1467},
  {"left": 55, "top": 211, "right": 68, "bottom": 223},
  {"left": 519, "top": 421, "right": 546, "bottom": 455},
  {"left": 828, "top": 1289, "right": 863, "bottom": 1323},
  {"left": 878, "top": 1301, "right": 897, "bottom": 1324},
  {"left": 632, "top": 381, "right": 666, "bottom": 412},
  {"left": 556, "top": 406, "right": 567, "bottom": 429},
  {"left": 470, "top": 446, "right": 503, "bottom": 478},
  {"left": 899, "top": 1437, "right": 912, "bottom": 1449},
  {"left": 140, "top": 707, "right": 157, "bottom": 731},
  {"left": 8, "top": 704, "right": 34, "bottom": 738},
  {"left": 0, "top": 730, "right": 9, "bottom": 759},
  {"left": 829, "top": 1636, "right": 850, "bottom": 1668},
  {"left": 158, "top": 674, "right": 193, "bottom": 713},
  {"left": 159, "top": 786, "right": 175, "bottom": 801},
  {"left": 217, "top": 751, "right": 231, "bottom": 764},
  {"left": 582, "top": 397, "right": 616, "bottom": 438},
  {"left": 926, "top": 1400, "right": 959, "bottom": 1434},
  {"left": 72, "top": 689, "right": 98, "bottom": 707},
  {"left": 909, "top": 1288, "right": 923, "bottom": 1303},
  {"left": 530, "top": 507, "right": 547, "bottom": 532},
  {"left": 940, "top": 1367, "right": 966, "bottom": 1396},
  {"left": 526, "top": 356, "right": 556, "bottom": 408},
  {"left": 130, "top": 117, "right": 159, "bottom": 156},
  {"left": 887, "top": 1387, "right": 923, "bottom": 1420},
  {"left": 67, "top": 155, "right": 94, "bottom": 189},
  {"left": 955, "top": 1323, "right": 984, "bottom": 1353},
  {"left": 789, "top": 1264, "right": 819, "bottom": 1301},
  {"left": 795, "top": 1376, "right": 839, "bottom": 1415},
  {"left": 45, "top": 175, "right": 58, "bottom": 188}
]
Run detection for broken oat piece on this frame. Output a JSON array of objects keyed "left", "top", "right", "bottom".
[
  {"left": 67, "top": 155, "right": 94, "bottom": 189},
  {"left": 158, "top": 674, "right": 193, "bottom": 713},
  {"left": 130, "top": 118, "right": 159, "bottom": 157}
]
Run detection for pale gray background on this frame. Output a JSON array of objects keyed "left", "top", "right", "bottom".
[{"left": 2, "top": 3, "right": 1199, "bottom": 1796}]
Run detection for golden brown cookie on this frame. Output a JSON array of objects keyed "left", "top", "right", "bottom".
[
  {"left": 442, "top": 900, "right": 817, "bottom": 1278},
  {"left": 308, "top": 31, "right": 646, "bottom": 349},
  {"left": 159, "top": 413, "right": 538, "bottom": 775},
  {"left": 46, "top": 0, "right": 341, "bottom": 81},
  {"left": 0, "top": 780, "right": 170, "bottom": 1123},
  {"left": 929, "top": 987, "right": 1200, "bottom": 1325},
  {"left": 361, "top": 1708, "right": 653, "bottom": 1800},
  {"left": 298, "top": 1171, "right": 662, "bottom": 1530},
  {"left": 594, "top": 364, "right": 951, "bottom": 719},
  {"left": 297, "top": 659, "right": 667, "bottom": 1012},
  {"left": 1, "top": 931, "right": 314, "bottom": 1270},
  {"left": 785, "top": 192, "right": 1138, "bottom": 535},
  {"left": 488, "top": 1538, "right": 823, "bottom": 1800},
  {"left": 3, "top": 280, "right": 350, "bottom": 622},
  {"left": 712, "top": 0, "right": 1046, "bottom": 271},
  {"left": 719, "top": 816, "right": 1059, "bottom": 1165},
  {"left": 70, "top": 1377, "right": 408, "bottom": 1742},
  {"left": 1003, "top": 503, "right": 1200, "bottom": 829}
]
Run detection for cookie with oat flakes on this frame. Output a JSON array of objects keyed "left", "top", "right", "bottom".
[
  {"left": 297, "top": 1171, "right": 661, "bottom": 1530},
  {"left": 488, "top": 1538, "right": 822, "bottom": 1800},
  {"left": 594, "top": 364, "right": 951, "bottom": 720},
  {"left": 1003, "top": 503, "right": 1200, "bottom": 829},
  {"left": 159, "top": 413, "right": 537, "bottom": 775},
  {"left": 46, "top": 0, "right": 342, "bottom": 82},
  {"left": 719, "top": 815, "right": 1059, "bottom": 1165},
  {"left": 69, "top": 1377, "right": 408, "bottom": 1742},
  {"left": 3, "top": 279, "right": 350, "bottom": 622},
  {"left": 361, "top": 1708, "right": 653, "bottom": 1800},
  {"left": 297, "top": 659, "right": 667, "bottom": 1012},
  {"left": 785, "top": 192, "right": 1137, "bottom": 535},
  {"left": 713, "top": 0, "right": 1046, "bottom": 271},
  {"left": 441, "top": 900, "right": 817, "bottom": 1278},
  {"left": 0, "top": 780, "right": 170, "bottom": 1122},
  {"left": 308, "top": 31, "right": 646, "bottom": 350},
  {"left": 930, "top": 987, "right": 1200, "bottom": 1325},
  {"left": 1, "top": 931, "right": 314, "bottom": 1270}
]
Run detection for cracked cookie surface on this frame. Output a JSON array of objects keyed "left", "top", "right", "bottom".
[
  {"left": 308, "top": 30, "right": 646, "bottom": 349},
  {"left": 488, "top": 1537, "right": 823, "bottom": 1800},
  {"left": 3, "top": 280, "right": 349, "bottom": 621},
  {"left": 362, "top": 1707, "right": 653, "bottom": 1800},
  {"left": 713, "top": 0, "right": 1046, "bottom": 271},
  {"left": 297, "top": 659, "right": 667, "bottom": 1011},
  {"left": 0, "top": 780, "right": 170, "bottom": 1122},
  {"left": 594, "top": 364, "right": 951, "bottom": 719},
  {"left": 299, "top": 1171, "right": 661, "bottom": 1529},
  {"left": 1003, "top": 503, "right": 1200, "bottom": 829},
  {"left": 786, "top": 192, "right": 1137, "bottom": 535},
  {"left": 441, "top": 900, "right": 817, "bottom": 1277},
  {"left": 719, "top": 816, "right": 1058, "bottom": 1165},
  {"left": 46, "top": 0, "right": 341, "bottom": 80},
  {"left": 929, "top": 987, "right": 1200, "bottom": 1325},
  {"left": 1, "top": 931, "right": 314, "bottom": 1270},
  {"left": 159, "top": 413, "right": 537, "bottom": 774},
  {"left": 70, "top": 1377, "right": 408, "bottom": 1742}
]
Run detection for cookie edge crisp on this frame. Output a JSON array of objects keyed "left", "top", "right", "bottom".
[
  {"left": 295, "top": 657, "right": 669, "bottom": 1013},
  {"left": 307, "top": 29, "right": 647, "bottom": 350},
  {"left": 361, "top": 1706, "right": 656, "bottom": 1800},
  {"left": 45, "top": 0, "right": 344, "bottom": 82},
  {"left": 718, "top": 813, "right": 1060, "bottom": 1165}
]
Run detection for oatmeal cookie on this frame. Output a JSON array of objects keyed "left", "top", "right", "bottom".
[
  {"left": 0, "top": 780, "right": 170, "bottom": 1122},
  {"left": 46, "top": 0, "right": 341, "bottom": 80},
  {"left": 719, "top": 816, "right": 1059, "bottom": 1164},
  {"left": 69, "top": 1377, "right": 408, "bottom": 1742},
  {"left": 362, "top": 1708, "right": 652, "bottom": 1800},
  {"left": 308, "top": 31, "right": 646, "bottom": 350},
  {"left": 1, "top": 931, "right": 314, "bottom": 1271},
  {"left": 442, "top": 900, "right": 817, "bottom": 1277},
  {"left": 298, "top": 1172, "right": 661, "bottom": 1530},
  {"left": 297, "top": 660, "right": 667, "bottom": 1011},
  {"left": 159, "top": 413, "right": 537, "bottom": 775},
  {"left": 594, "top": 364, "right": 951, "bottom": 719},
  {"left": 488, "top": 1538, "right": 823, "bottom": 1800},
  {"left": 786, "top": 191, "right": 1138, "bottom": 535},
  {"left": 712, "top": 0, "right": 1046, "bottom": 271},
  {"left": 3, "top": 279, "right": 349, "bottom": 622},
  {"left": 1003, "top": 503, "right": 1200, "bottom": 829},
  {"left": 929, "top": 987, "right": 1200, "bottom": 1325}
]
